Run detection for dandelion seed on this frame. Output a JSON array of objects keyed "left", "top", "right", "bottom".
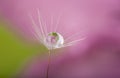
[{"left": 29, "top": 9, "right": 86, "bottom": 78}]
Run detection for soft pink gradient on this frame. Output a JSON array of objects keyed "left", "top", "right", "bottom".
[{"left": 0, "top": 0, "right": 120, "bottom": 78}]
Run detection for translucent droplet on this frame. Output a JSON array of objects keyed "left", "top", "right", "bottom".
[{"left": 44, "top": 32, "right": 64, "bottom": 49}]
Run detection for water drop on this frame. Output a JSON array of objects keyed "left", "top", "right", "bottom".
[{"left": 44, "top": 32, "right": 64, "bottom": 49}]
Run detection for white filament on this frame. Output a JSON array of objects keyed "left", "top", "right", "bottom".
[{"left": 29, "top": 9, "right": 86, "bottom": 50}]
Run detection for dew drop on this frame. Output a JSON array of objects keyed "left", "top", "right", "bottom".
[{"left": 44, "top": 32, "right": 64, "bottom": 49}]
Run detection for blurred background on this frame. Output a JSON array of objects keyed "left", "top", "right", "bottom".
[
  {"left": 0, "top": 19, "right": 46, "bottom": 77},
  {"left": 0, "top": 0, "right": 120, "bottom": 78}
]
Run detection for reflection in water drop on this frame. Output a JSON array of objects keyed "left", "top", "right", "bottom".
[{"left": 44, "top": 32, "right": 64, "bottom": 49}]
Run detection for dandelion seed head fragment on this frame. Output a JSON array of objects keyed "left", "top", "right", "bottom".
[{"left": 29, "top": 9, "right": 85, "bottom": 50}]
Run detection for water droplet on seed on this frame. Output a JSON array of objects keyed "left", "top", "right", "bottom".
[{"left": 44, "top": 32, "right": 64, "bottom": 49}]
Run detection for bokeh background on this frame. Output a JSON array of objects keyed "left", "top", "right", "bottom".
[
  {"left": 0, "top": 0, "right": 120, "bottom": 78},
  {"left": 0, "top": 19, "right": 46, "bottom": 78}
]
